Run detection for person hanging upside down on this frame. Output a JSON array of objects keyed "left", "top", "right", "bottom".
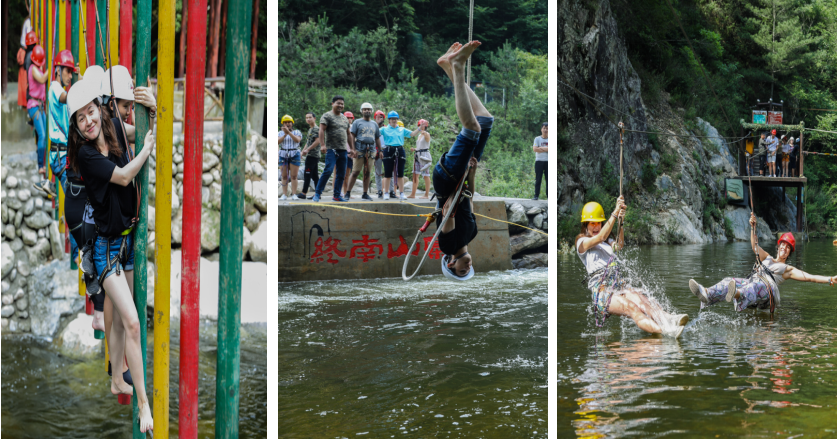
[
  {"left": 66, "top": 78, "right": 155, "bottom": 433},
  {"left": 432, "top": 41, "right": 493, "bottom": 281},
  {"left": 576, "top": 198, "right": 689, "bottom": 338},
  {"left": 689, "top": 213, "right": 836, "bottom": 311}
]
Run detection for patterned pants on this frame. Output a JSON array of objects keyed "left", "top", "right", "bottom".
[{"left": 705, "top": 277, "right": 773, "bottom": 312}]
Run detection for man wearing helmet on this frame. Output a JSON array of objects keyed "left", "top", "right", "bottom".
[
  {"left": 373, "top": 110, "right": 392, "bottom": 198},
  {"left": 689, "top": 213, "right": 836, "bottom": 312},
  {"left": 346, "top": 103, "right": 382, "bottom": 201}
]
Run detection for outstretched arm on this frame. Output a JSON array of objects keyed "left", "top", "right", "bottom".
[
  {"left": 784, "top": 265, "right": 836, "bottom": 285},
  {"left": 749, "top": 213, "right": 770, "bottom": 261}
]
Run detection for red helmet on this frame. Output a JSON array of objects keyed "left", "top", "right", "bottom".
[
  {"left": 30, "top": 45, "right": 46, "bottom": 67},
  {"left": 772, "top": 129, "right": 777, "bottom": 135},
  {"left": 344, "top": 111, "right": 354, "bottom": 119},
  {"left": 777, "top": 232, "right": 796, "bottom": 254},
  {"left": 374, "top": 110, "right": 385, "bottom": 118},
  {"left": 25, "top": 31, "right": 39, "bottom": 46},
  {"left": 417, "top": 119, "right": 428, "bottom": 127},
  {"left": 54, "top": 49, "right": 77, "bottom": 72}
]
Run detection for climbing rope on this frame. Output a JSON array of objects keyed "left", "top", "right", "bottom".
[{"left": 466, "top": 0, "right": 474, "bottom": 85}]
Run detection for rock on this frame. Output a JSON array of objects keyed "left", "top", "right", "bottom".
[
  {"left": 526, "top": 206, "right": 544, "bottom": 215},
  {"left": 177, "top": 161, "right": 185, "bottom": 175},
  {"left": 4, "top": 224, "right": 16, "bottom": 240},
  {"left": 24, "top": 211, "right": 52, "bottom": 229},
  {"left": 48, "top": 222, "right": 62, "bottom": 259},
  {"left": 1, "top": 243, "right": 14, "bottom": 277},
  {"left": 10, "top": 238, "right": 23, "bottom": 251},
  {"left": 533, "top": 213, "right": 544, "bottom": 230},
  {"left": 7, "top": 189, "right": 16, "bottom": 201},
  {"left": 252, "top": 181, "right": 267, "bottom": 213},
  {"left": 175, "top": 173, "right": 184, "bottom": 182},
  {"left": 27, "top": 238, "right": 52, "bottom": 267},
  {"left": 16, "top": 297, "right": 27, "bottom": 311},
  {"left": 147, "top": 232, "right": 156, "bottom": 260},
  {"left": 34, "top": 197, "right": 44, "bottom": 210},
  {"left": 1, "top": 305, "right": 15, "bottom": 317},
  {"left": 172, "top": 189, "right": 181, "bottom": 213},
  {"left": 201, "top": 187, "right": 211, "bottom": 205},
  {"left": 245, "top": 161, "right": 252, "bottom": 175},
  {"left": 14, "top": 210, "right": 23, "bottom": 228},
  {"left": 724, "top": 206, "right": 773, "bottom": 242},
  {"left": 200, "top": 209, "right": 221, "bottom": 252},
  {"left": 5, "top": 175, "right": 19, "bottom": 188},
  {"left": 249, "top": 220, "right": 267, "bottom": 262},
  {"left": 211, "top": 142, "right": 223, "bottom": 157},
  {"left": 57, "top": 313, "right": 102, "bottom": 357},
  {"left": 506, "top": 203, "right": 528, "bottom": 233},
  {"left": 173, "top": 152, "right": 183, "bottom": 164},
  {"left": 8, "top": 269, "right": 16, "bottom": 282},
  {"left": 0, "top": 318, "right": 6, "bottom": 330},
  {"left": 21, "top": 226, "right": 38, "bottom": 245},
  {"left": 252, "top": 162, "right": 265, "bottom": 178},
  {"left": 1, "top": 282, "right": 8, "bottom": 294},
  {"left": 38, "top": 228, "right": 45, "bottom": 238},
  {"left": 245, "top": 210, "right": 260, "bottom": 232},
  {"left": 1, "top": 204, "right": 7, "bottom": 223},
  {"left": 512, "top": 253, "right": 548, "bottom": 269},
  {"left": 202, "top": 173, "right": 213, "bottom": 186},
  {"left": 242, "top": 226, "right": 252, "bottom": 258},
  {"left": 14, "top": 289, "right": 24, "bottom": 300},
  {"left": 22, "top": 198, "right": 35, "bottom": 216},
  {"left": 2, "top": 295, "right": 12, "bottom": 305},
  {"left": 171, "top": 209, "right": 183, "bottom": 244},
  {"left": 27, "top": 259, "right": 85, "bottom": 337},
  {"left": 148, "top": 205, "right": 156, "bottom": 231},
  {"left": 18, "top": 188, "right": 31, "bottom": 202},
  {"left": 19, "top": 310, "right": 28, "bottom": 320},
  {"left": 509, "top": 229, "right": 549, "bottom": 257},
  {"left": 656, "top": 174, "right": 675, "bottom": 192},
  {"left": 203, "top": 153, "right": 220, "bottom": 171},
  {"left": 211, "top": 168, "right": 221, "bottom": 184},
  {"left": 5, "top": 197, "right": 22, "bottom": 210},
  {"left": 209, "top": 182, "right": 222, "bottom": 209},
  {"left": 245, "top": 179, "right": 253, "bottom": 198}
]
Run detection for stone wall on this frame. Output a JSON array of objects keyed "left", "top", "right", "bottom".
[{"left": 503, "top": 200, "right": 549, "bottom": 269}]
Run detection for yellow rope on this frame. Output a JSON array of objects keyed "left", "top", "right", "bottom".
[{"left": 292, "top": 202, "right": 549, "bottom": 236}]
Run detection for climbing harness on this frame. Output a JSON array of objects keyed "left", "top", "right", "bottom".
[
  {"left": 96, "top": 229, "right": 132, "bottom": 288},
  {"left": 589, "top": 256, "right": 623, "bottom": 327}
]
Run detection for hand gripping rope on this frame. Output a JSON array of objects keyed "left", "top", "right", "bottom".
[{"left": 402, "top": 159, "right": 472, "bottom": 281}]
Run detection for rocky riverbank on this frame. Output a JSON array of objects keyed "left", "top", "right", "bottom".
[
  {"left": 1, "top": 129, "right": 268, "bottom": 336},
  {"left": 502, "top": 199, "right": 548, "bottom": 269}
]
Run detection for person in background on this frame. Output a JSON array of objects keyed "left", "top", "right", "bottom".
[
  {"left": 781, "top": 135, "right": 791, "bottom": 177},
  {"left": 765, "top": 129, "right": 779, "bottom": 177},
  {"left": 532, "top": 122, "right": 548, "bottom": 200},
  {"left": 789, "top": 136, "right": 799, "bottom": 178},
  {"left": 758, "top": 132, "right": 767, "bottom": 176},
  {"left": 346, "top": 103, "right": 381, "bottom": 201},
  {"left": 408, "top": 119, "right": 432, "bottom": 199},
  {"left": 341, "top": 111, "right": 356, "bottom": 197},
  {"left": 279, "top": 115, "right": 303, "bottom": 201},
  {"left": 373, "top": 110, "right": 389, "bottom": 198},
  {"left": 312, "top": 95, "right": 353, "bottom": 202},
  {"left": 380, "top": 111, "right": 421, "bottom": 200},
  {"left": 18, "top": 9, "right": 34, "bottom": 108},
  {"left": 298, "top": 112, "right": 321, "bottom": 199},
  {"left": 27, "top": 44, "right": 48, "bottom": 179}
]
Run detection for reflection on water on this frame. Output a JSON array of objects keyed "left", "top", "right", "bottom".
[
  {"left": 558, "top": 241, "right": 837, "bottom": 437},
  {"left": 278, "top": 269, "right": 548, "bottom": 437},
  {"left": 1, "top": 323, "right": 267, "bottom": 438}
]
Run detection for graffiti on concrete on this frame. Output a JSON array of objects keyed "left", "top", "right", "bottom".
[{"left": 289, "top": 210, "right": 332, "bottom": 260}]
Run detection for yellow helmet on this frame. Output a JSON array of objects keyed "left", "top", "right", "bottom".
[
  {"left": 397, "top": 120, "right": 404, "bottom": 127},
  {"left": 581, "top": 202, "right": 606, "bottom": 223},
  {"left": 281, "top": 114, "right": 294, "bottom": 124}
]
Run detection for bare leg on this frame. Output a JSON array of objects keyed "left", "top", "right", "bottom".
[
  {"left": 279, "top": 166, "right": 288, "bottom": 197},
  {"left": 104, "top": 271, "right": 153, "bottom": 432},
  {"left": 409, "top": 173, "right": 418, "bottom": 198},
  {"left": 290, "top": 164, "right": 299, "bottom": 194},
  {"left": 346, "top": 170, "right": 362, "bottom": 197},
  {"left": 607, "top": 294, "right": 663, "bottom": 334},
  {"left": 437, "top": 42, "right": 492, "bottom": 119},
  {"left": 447, "top": 41, "right": 482, "bottom": 132}
]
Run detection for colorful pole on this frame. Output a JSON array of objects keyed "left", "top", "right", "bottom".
[
  {"left": 108, "top": 0, "right": 118, "bottom": 66},
  {"left": 132, "top": 0, "right": 152, "bottom": 435},
  {"left": 59, "top": 0, "right": 66, "bottom": 50},
  {"left": 217, "top": 0, "right": 252, "bottom": 435},
  {"left": 95, "top": 0, "right": 105, "bottom": 67},
  {"left": 118, "top": 0, "right": 131, "bottom": 73},
  {"left": 66, "top": 0, "right": 72, "bottom": 51},
  {"left": 179, "top": 0, "right": 207, "bottom": 435},
  {"left": 85, "top": 0, "right": 95, "bottom": 65},
  {"left": 154, "top": 0, "right": 175, "bottom": 435},
  {"left": 71, "top": 0, "right": 79, "bottom": 81}
]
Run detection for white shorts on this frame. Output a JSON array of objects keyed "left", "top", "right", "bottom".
[{"left": 767, "top": 154, "right": 776, "bottom": 164}]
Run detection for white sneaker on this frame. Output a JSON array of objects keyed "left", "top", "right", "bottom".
[
  {"left": 670, "top": 313, "right": 690, "bottom": 327},
  {"left": 280, "top": 194, "right": 288, "bottom": 201},
  {"left": 725, "top": 279, "right": 737, "bottom": 302},
  {"left": 383, "top": 193, "right": 390, "bottom": 200},
  {"left": 663, "top": 325, "right": 685, "bottom": 338},
  {"left": 291, "top": 194, "right": 299, "bottom": 201},
  {"left": 689, "top": 279, "right": 709, "bottom": 304},
  {"left": 399, "top": 192, "right": 406, "bottom": 200}
]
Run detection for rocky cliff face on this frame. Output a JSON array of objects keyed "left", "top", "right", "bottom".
[{"left": 556, "top": 0, "right": 797, "bottom": 244}]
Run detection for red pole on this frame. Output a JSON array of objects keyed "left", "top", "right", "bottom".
[
  {"left": 179, "top": 0, "right": 207, "bottom": 435},
  {"left": 85, "top": 0, "right": 95, "bottom": 64},
  {"left": 65, "top": 0, "right": 72, "bottom": 50},
  {"left": 119, "top": 0, "right": 131, "bottom": 73}
]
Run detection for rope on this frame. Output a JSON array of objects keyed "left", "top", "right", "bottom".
[
  {"left": 293, "top": 202, "right": 435, "bottom": 219},
  {"left": 467, "top": 0, "right": 474, "bottom": 86},
  {"left": 802, "top": 151, "right": 837, "bottom": 157}
]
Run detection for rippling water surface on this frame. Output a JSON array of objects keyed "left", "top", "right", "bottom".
[
  {"left": 557, "top": 241, "right": 837, "bottom": 437},
  {"left": 2, "top": 322, "right": 267, "bottom": 438},
  {"left": 278, "top": 269, "right": 548, "bottom": 437}
]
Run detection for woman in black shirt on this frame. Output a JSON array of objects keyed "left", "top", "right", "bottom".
[{"left": 66, "top": 78, "right": 155, "bottom": 433}]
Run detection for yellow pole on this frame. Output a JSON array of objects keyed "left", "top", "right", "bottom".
[
  {"left": 59, "top": 0, "right": 66, "bottom": 50},
  {"left": 154, "top": 0, "right": 175, "bottom": 434},
  {"left": 78, "top": 0, "right": 87, "bottom": 75},
  {"left": 108, "top": 0, "right": 118, "bottom": 66},
  {"left": 46, "top": 0, "right": 53, "bottom": 185},
  {"left": 78, "top": 256, "right": 85, "bottom": 296}
]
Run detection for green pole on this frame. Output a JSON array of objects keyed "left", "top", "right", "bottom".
[
  {"left": 96, "top": 0, "right": 106, "bottom": 67},
  {"left": 133, "top": 0, "right": 152, "bottom": 436},
  {"left": 71, "top": 0, "right": 79, "bottom": 83},
  {"left": 216, "top": 0, "right": 252, "bottom": 435}
]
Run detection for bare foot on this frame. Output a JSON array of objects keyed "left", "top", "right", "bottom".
[
  {"left": 138, "top": 401, "right": 154, "bottom": 433},
  {"left": 420, "top": 194, "right": 430, "bottom": 199},
  {"left": 407, "top": 194, "right": 416, "bottom": 199},
  {"left": 91, "top": 310, "right": 105, "bottom": 331},
  {"left": 111, "top": 377, "right": 133, "bottom": 396},
  {"left": 448, "top": 40, "right": 481, "bottom": 69},
  {"left": 436, "top": 42, "right": 461, "bottom": 72}
]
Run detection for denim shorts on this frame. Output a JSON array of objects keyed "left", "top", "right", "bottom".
[
  {"left": 94, "top": 233, "right": 135, "bottom": 282},
  {"left": 279, "top": 150, "right": 302, "bottom": 167}
]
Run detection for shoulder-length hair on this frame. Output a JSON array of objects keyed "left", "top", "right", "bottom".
[{"left": 67, "top": 101, "right": 123, "bottom": 175}]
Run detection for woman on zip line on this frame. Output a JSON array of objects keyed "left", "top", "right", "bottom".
[
  {"left": 576, "top": 198, "right": 689, "bottom": 338},
  {"left": 66, "top": 77, "right": 155, "bottom": 433},
  {"left": 689, "top": 212, "right": 836, "bottom": 312}
]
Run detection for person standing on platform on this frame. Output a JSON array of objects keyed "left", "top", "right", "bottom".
[{"left": 532, "top": 122, "right": 548, "bottom": 200}]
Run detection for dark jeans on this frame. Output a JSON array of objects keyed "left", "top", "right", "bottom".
[
  {"left": 29, "top": 107, "right": 46, "bottom": 169},
  {"left": 434, "top": 116, "right": 494, "bottom": 198},
  {"left": 314, "top": 149, "right": 348, "bottom": 198},
  {"left": 301, "top": 155, "right": 320, "bottom": 194},
  {"left": 534, "top": 160, "right": 547, "bottom": 197}
]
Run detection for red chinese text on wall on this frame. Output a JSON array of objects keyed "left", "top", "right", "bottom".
[{"left": 310, "top": 234, "right": 440, "bottom": 264}]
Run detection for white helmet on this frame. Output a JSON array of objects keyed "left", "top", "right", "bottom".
[
  {"left": 360, "top": 102, "right": 373, "bottom": 111},
  {"left": 440, "top": 253, "right": 474, "bottom": 281},
  {"left": 82, "top": 65, "right": 106, "bottom": 95},
  {"left": 101, "top": 65, "right": 135, "bottom": 101},
  {"left": 67, "top": 78, "right": 102, "bottom": 118}
]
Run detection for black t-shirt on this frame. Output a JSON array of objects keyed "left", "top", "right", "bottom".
[
  {"left": 435, "top": 196, "right": 478, "bottom": 256},
  {"left": 77, "top": 117, "right": 136, "bottom": 237}
]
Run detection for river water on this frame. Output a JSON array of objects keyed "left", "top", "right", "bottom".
[
  {"left": 1, "top": 322, "right": 267, "bottom": 438},
  {"left": 278, "top": 268, "right": 548, "bottom": 437},
  {"left": 557, "top": 240, "right": 837, "bottom": 437}
]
